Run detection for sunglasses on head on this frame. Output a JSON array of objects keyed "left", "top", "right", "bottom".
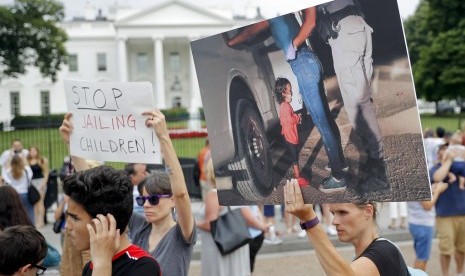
[{"left": 136, "top": 194, "right": 172, "bottom": 206}]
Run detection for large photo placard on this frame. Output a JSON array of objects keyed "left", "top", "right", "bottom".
[
  {"left": 191, "top": 0, "right": 430, "bottom": 205},
  {"left": 64, "top": 80, "right": 161, "bottom": 164}
]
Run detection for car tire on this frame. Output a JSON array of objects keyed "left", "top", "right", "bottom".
[{"left": 229, "top": 99, "right": 274, "bottom": 201}]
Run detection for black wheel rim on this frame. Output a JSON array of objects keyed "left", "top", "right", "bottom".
[{"left": 245, "top": 116, "right": 268, "bottom": 174}]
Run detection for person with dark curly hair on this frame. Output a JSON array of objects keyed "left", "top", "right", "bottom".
[
  {"left": 60, "top": 109, "right": 197, "bottom": 276},
  {"left": 62, "top": 165, "right": 161, "bottom": 276},
  {"left": 274, "top": 77, "right": 308, "bottom": 187},
  {"left": 0, "top": 225, "right": 48, "bottom": 276},
  {"left": 0, "top": 186, "right": 34, "bottom": 231}
]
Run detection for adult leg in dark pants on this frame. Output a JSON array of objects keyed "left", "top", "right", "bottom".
[{"left": 249, "top": 232, "right": 265, "bottom": 272}]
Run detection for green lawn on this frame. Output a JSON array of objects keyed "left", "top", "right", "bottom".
[
  {"left": 0, "top": 128, "right": 205, "bottom": 170},
  {"left": 419, "top": 113, "right": 465, "bottom": 133},
  {"left": 3, "top": 114, "right": 465, "bottom": 169}
]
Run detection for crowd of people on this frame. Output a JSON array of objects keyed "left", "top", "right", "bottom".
[{"left": 2, "top": 117, "right": 464, "bottom": 276}]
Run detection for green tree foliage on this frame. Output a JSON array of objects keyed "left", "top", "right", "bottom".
[
  {"left": 404, "top": 0, "right": 465, "bottom": 103},
  {"left": 0, "top": 0, "right": 68, "bottom": 82},
  {"left": 403, "top": 1, "right": 430, "bottom": 66}
]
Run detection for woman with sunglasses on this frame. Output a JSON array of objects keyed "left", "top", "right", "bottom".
[
  {"left": 59, "top": 110, "right": 196, "bottom": 276},
  {"left": 128, "top": 109, "right": 196, "bottom": 276}
]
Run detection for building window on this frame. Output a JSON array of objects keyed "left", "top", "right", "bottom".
[
  {"left": 170, "top": 75, "right": 182, "bottom": 91},
  {"left": 10, "top": 91, "right": 20, "bottom": 116},
  {"left": 97, "top": 53, "right": 107, "bottom": 71},
  {"left": 172, "top": 96, "right": 182, "bottom": 108},
  {"left": 137, "top": 53, "right": 148, "bottom": 72},
  {"left": 69, "top": 54, "right": 78, "bottom": 72},
  {"left": 41, "top": 90, "right": 50, "bottom": 115},
  {"left": 170, "top": 52, "right": 180, "bottom": 71}
]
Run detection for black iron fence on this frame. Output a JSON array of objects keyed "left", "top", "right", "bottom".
[{"left": 0, "top": 113, "right": 207, "bottom": 172}]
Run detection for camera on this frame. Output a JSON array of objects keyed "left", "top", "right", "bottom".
[{"left": 13, "top": 149, "right": 22, "bottom": 154}]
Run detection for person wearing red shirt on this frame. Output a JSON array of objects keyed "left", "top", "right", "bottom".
[{"left": 275, "top": 77, "right": 309, "bottom": 187}]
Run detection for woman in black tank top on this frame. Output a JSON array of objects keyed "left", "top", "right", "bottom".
[
  {"left": 27, "top": 146, "right": 49, "bottom": 228},
  {"left": 284, "top": 179, "right": 411, "bottom": 275}
]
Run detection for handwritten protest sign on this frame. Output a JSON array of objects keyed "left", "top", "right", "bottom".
[{"left": 64, "top": 80, "right": 161, "bottom": 164}]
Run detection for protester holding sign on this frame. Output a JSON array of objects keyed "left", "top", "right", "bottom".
[
  {"left": 63, "top": 80, "right": 160, "bottom": 164},
  {"left": 284, "top": 179, "right": 411, "bottom": 275},
  {"left": 127, "top": 109, "right": 197, "bottom": 276},
  {"left": 59, "top": 110, "right": 196, "bottom": 276}
]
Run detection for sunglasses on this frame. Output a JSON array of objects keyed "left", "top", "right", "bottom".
[
  {"left": 31, "top": 264, "right": 47, "bottom": 275},
  {"left": 136, "top": 194, "right": 172, "bottom": 206}
]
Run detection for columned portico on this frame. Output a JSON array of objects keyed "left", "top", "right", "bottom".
[
  {"left": 117, "top": 36, "right": 128, "bottom": 82},
  {"left": 0, "top": 1, "right": 253, "bottom": 122},
  {"left": 153, "top": 36, "right": 166, "bottom": 109}
]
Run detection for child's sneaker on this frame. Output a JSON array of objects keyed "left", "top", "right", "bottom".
[{"left": 319, "top": 176, "right": 347, "bottom": 193}]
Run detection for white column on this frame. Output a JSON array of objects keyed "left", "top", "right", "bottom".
[
  {"left": 117, "top": 37, "right": 128, "bottom": 82},
  {"left": 189, "top": 37, "right": 202, "bottom": 110},
  {"left": 153, "top": 37, "right": 166, "bottom": 109}
]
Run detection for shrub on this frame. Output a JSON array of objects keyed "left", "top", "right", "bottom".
[
  {"left": 160, "top": 107, "right": 189, "bottom": 121},
  {"left": 10, "top": 114, "right": 66, "bottom": 129}
]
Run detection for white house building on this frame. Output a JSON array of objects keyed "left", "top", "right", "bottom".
[{"left": 0, "top": 0, "right": 264, "bottom": 123}]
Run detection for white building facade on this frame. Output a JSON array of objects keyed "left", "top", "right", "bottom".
[{"left": 0, "top": 0, "right": 261, "bottom": 122}]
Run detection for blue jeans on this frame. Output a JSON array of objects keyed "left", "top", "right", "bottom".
[
  {"left": 409, "top": 223, "right": 434, "bottom": 261},
  {"left": 289, "top": 47, "right": 345, "bottom": 177},
  {"left": 20, "top": 192, "right": 35, "bottom": 224}
]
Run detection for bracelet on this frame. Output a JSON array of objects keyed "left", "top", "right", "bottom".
[{"left": 300, "top": 216, "right": 319, "bottom": 230}]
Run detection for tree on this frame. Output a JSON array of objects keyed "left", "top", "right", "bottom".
[
  {"left": 403, "top": 1, "right": 430, "bottom": 67},
  {"left": 0, "top": 0, "right": 68, "bottom": 82},
  {"left": 404, "top": 0, "right": 465, "bottom": 109}
]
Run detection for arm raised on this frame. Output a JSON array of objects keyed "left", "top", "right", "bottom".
[{"left": 142, "top": 109, "right": 194, "bottom": 241}]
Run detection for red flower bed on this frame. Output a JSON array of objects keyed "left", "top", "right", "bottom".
[{"left": 168, "top": 128, "right": 208, "bottom": 139}]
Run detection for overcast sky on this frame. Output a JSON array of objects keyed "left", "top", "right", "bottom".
[
  {"left": 58, "top": 0, "right": 420, "bottom": 19},
  {"left": 0, "top": 0, "right": 420, "bottom": 20}
]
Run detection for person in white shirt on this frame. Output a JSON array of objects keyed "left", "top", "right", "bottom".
[
  {"left": 1, "top": 154, "right": 34, "bottom": 223},
  {"left": 0, "top": 138, "right": 29, "bottom": 176}
]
